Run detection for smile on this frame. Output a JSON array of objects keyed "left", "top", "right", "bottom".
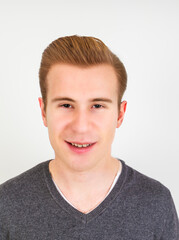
[
  {"left": 70, "top": 143, "right": 93, "bottom": 148},
  {"left": 65, "top": 141, "right": 96, "bottom": 154}
]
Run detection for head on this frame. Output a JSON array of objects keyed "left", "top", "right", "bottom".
[
  {"left": 38, "top": 35, "right": 128, "bottom": 172},
  {"left": 39, "top": 35, "right": 127, "bottom": 112}
]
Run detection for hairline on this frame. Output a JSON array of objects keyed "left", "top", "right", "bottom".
[{"left": 43, "top": 62, "right": 121, "bottom": 111}]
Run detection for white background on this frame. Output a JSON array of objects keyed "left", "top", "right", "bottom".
[{"left": 0, "top": 0, "right": 178, "bottom": 214}]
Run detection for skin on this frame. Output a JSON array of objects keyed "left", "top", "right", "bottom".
[{"left": 39, "top": 63, "right": 127, "bottom": 213}]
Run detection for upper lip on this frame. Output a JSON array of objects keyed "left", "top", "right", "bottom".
[{"left": 66, "top": 141, "right": 95, "bottom": 145}]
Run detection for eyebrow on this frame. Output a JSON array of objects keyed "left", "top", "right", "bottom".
[{"left": 51, "top": 97, "right": 113, "bottom": 104}]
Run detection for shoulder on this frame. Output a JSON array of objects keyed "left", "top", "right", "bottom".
[
  {"left": 118, "top": 160, "right": 179, "bottom": 237},
  {"left": 123, "top": 161, "right": 171, "bottom": 196},
  {"left": 0, "top": 160, "right": 50, "bottom": 207},
  {"left": 0, "top": 160, "right": 51, "bottom": 232},
  {"left": 121, "top": 161, "right": 178, "bottom": 220},
  {"left": 120, "top": 160, "right": 175, "bottom": 211}
]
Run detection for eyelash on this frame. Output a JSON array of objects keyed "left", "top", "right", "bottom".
[{"left": 59, "top": 104, "right": 104, "bottom": 109}]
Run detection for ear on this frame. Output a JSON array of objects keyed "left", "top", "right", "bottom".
[
  {"left": 38, "top": 97, "right": 48, "bottom": 127},
  {"left": 116, "top": 101, "right": 127, "bottom": 128}
]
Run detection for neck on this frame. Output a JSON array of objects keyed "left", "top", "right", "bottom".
[
  {"left": 49, "top": 156, "right": 121, "bottom": 214},
  {"left": 49, "top": 156, "right": 120, "bottom": 195}
]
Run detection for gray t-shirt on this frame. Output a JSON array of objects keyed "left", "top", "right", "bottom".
[{"left": 0, "top": 159, "right": 178, "bottom": 239}]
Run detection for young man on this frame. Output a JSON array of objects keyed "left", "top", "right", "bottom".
[{"left": 0, "top": 35, "right": 178, "bottom": 239}]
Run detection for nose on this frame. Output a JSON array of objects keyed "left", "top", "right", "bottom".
[{"left": 70, "top": 109, "right": 90, "bottom": 133}]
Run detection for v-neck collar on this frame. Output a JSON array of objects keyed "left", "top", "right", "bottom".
[{"left": 43, "top": 158, "right": 127, "bottom": 224}]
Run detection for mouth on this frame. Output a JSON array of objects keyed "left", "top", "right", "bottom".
[{"left": 65, "top": 141, "right": 96, "bottom": 154}]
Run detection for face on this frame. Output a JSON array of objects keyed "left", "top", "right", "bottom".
[{"left": 39, "top": 64, "right": 127, "bottom": 172}]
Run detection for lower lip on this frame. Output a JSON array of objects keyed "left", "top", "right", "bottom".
[{"left": 65, "top": 141, "right": 96, "bottom": 154}]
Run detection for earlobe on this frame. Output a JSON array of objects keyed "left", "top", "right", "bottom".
[
  {"left": 116, "top": 101, "right": 127, "bottom": 128},
  {"left": 38, "top": 97, "right": 48, "bottom": 127}
]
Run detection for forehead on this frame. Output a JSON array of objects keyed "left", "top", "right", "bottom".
[{"left": 46, "top": 64, "right": 118, "bottom": 101}]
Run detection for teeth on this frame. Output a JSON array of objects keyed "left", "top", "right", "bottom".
[{"left": 71, "top": 143, "right": 92, "bottom": 148}]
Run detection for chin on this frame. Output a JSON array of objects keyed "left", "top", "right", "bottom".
[{"left": 66, "top": 156, "right": 97, "bottom": 172}]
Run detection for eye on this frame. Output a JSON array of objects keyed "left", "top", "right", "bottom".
[
  {"left": 60, "top": 104, "right": 72, "bottom": 108},
  {"left": 58, "top": 104, "right": 104, "bottom": 109},
  {"left": 92, "top": 104, "right": 104, "bottom": 109}
]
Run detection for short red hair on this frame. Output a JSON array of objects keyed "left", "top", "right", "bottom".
[{"left": 39, "top": 35, "right": 127, "bottom": 111}]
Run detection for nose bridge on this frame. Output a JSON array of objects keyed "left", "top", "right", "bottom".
[{"left": 72, "top": 107, "right": 90, "bottom": 132}]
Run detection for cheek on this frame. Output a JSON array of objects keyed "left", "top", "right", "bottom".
[
  {"left": 47, "top": 116, "right": 64, "bottom": 138},
  {"left": 106, "top": 112, "right": 118, "bottom": 128},
  {"left": 47, "top": 120, "right": 65, "bottom": 151},
  {"left": 101, "top": 115, "right": 118, "bottom": 139}
]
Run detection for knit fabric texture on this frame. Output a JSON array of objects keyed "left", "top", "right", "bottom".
[{"left": 0, "top": 159, "right": 178, "bottom": 239}]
